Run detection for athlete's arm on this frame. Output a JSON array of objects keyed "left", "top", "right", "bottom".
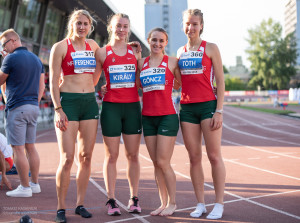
[
  {"left": 129, "top": 41, "right": 142, "bottom": 53},
  {"left": 0, "top": 150, "right": 12, "bottom": 190},
  {"left": 38, "top": 73, "right": 45, "bottom": 103},
  {"left": 1, "top": 83, "right": 6, "bottom": 103},
  {"left": 49, "top": 41, "right": 68, "bottom": 131},
  {"left": 206, "top": 42, "right": 224, "bottom": 130},
  {"left": 176, "top": 46, "right": 184, "bottom": 59},
  {"left": 94, "top": 47, "right": 104, "bottom": 86},
  {"left": 133, "top": 46, "right": 142, "bottom": 60},
  {"left": 168, "top": 57, "right": 181, "bottom": 90},
  {"left": 136, "top": 58, "right": 145, "bottom": 89}
]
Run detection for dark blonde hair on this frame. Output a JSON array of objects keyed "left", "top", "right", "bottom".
[
  {"left": 107, "top": 13, "right": 131, "bottom": 43},
  {"left": 183, "top": 9, "right": 204, "bottom": 36},
  {"left": 147, "top": 27, "right": 168, "bottom": 54},
  {"left": 66, "top": 9, "right": 96, "bottom": 38},
  {"left": 147, "top": 27, "right": 168, "bottom": 41}
]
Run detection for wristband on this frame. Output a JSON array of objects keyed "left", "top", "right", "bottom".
[
  {"left": 55, "top": 106, "right": 62, "bottom": 111},
  {"left": 215, "top": 109, "right": 223, "bottom": 114}
]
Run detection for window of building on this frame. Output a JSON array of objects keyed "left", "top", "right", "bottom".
[
  {"left": 15, "top": 0, "right": 42, "bottom": 42},
  {"left": 0, "top": 0, "right": 12, "bottom": 31},
  {"left": 42, "top": 7, "right": 62, "bottom": 47}
]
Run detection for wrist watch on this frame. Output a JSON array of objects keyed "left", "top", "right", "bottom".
[{"left": 215, "top": 109, "right": 223, "bottom": 114}]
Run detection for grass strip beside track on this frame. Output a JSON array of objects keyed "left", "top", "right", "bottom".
[{"left": 229, "top": 105, "right": 295, "bottom": 115}]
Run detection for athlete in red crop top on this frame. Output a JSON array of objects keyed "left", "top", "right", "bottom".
[
  {"left": 61, "top": 38, "right": 96, "bottom": 76},
  {"left": 137, "top": 28, "right": 181, "bottom": 217},
  {"left": 178, "top": 40, "right": 216, "bottom": 104},
  {"left": 93, "top": 13, "right": 142, "bottom": 216},
  {"left": 101, "top": 45, "right": 139, "bottom": 103},
  {"left": 177, "top": 9, "right": 225, "bottom": 220},
  {"left": 140, "top": 55, "right": 176, "bottom": 116},
  {"left": 49, "top": 10, "right": 100, "bottom": 222}
]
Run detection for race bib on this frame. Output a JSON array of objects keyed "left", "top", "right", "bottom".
[
  {"left": 109, "top": 64, "right": 136, "bottom": 89},
  {"left": 178, "top": 51, "right": 203, "bottom": 75},
  {"left": 140, "top": 67, "right": 165, "bottom": 92},
  {"left": 71, "top": 51, "right": 96, "bottom": 73}
]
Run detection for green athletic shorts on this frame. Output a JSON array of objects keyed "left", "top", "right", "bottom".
[
  {"left": 101, "top": 101, "right": 142, "bottom": 137},
  {"left": 60, "top": 92, "right": 99, "bottom": 121},
  {"left": 142, "top": 114, "right": 179, "bottom": 137},
  {"left": 180, "top": 100, "right": 217, "bottom": 124}
]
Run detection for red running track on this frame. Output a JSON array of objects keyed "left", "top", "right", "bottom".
[{"left": 1, "top": 105, "right": 300, "bottom": 223}]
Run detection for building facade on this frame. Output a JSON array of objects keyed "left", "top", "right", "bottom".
[
  {"left": 228, "top": 56, "right": 250, "bottom": 82},
  {"left": 144, "top": 0, "right": 187, "bottom": 56},
  {"left": 285, "top": 0, "right": 300, "bottom": 66},
  {"left": 0, "top": 0, "right": 149, "bottom": 67}
]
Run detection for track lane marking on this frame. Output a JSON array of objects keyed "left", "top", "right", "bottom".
[
  {"left": 223, "top": 123, "right": 299, "bottom": 146},
  {"left": 140, "top": 148, "right": 300, "bottom": 220},
  {"left": 73, "top": 149, "right": 150, "bottom": 223},
  {"left": 174, "top": 166, "right": 300, "bottom": 220},
  {"left": 176, "top": 141, "right": 300, "bottom": 181},
  {"left": 222, "top": 139, "right": 300, "bottom": 160},
  {"left": 224, "top": 106, "right": 300, "bottom": 130},
  {"left": 225, "top": 110, "right": 300, "bottom": 137}
]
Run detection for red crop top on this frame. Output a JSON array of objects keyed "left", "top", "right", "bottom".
[{"left": 61, "top": 38, "right": 96, "bottom": 76}]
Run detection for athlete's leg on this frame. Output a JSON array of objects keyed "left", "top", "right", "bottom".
[
  {"left": 76, "top": 119, "right": 98, "bottom": 206},
  {"left": 122, "top": 133, "right": 141, "bottom": 198},
  {"left": 180, "top": 122, "right": 204, "bottom": 204},
  {"left": 103, "top": 136, "right": 121, "bottom": 199},
  {"left": 156, "top": 135, "right": 177, "bottom": 216},
  {"left": 55, "top": 121, "right": 79, "bottom": 210},
  {"left": 144, "top": 135, "right": 168, "bottom": 216},
  {"left": 201, "top": 119, "right": 225, "bottom": 204}
]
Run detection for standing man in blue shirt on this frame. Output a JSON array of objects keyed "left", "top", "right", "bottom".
[{"left": 0, "top": 29, "right": 45, "bottom": 197}]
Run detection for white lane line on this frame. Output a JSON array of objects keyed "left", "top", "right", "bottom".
[
  {"left": 225, "top": 111, "right": 300, "bottom": 137},
  {"left": 175, "top": 141, "right": 300, "bottom": 180},
  {"left": 141, "top": 145, "right": 300, "bottom": 220},
  {"left": 268, "top": 156, "right": 280, "bottom": 159},
  {"left": 36, "top": 129, "right": 54, "bottom": 139},
  {"left": 173, "top": 168, "right": 300, "bottom": 220},
  {"left": 106, "top": 188, "right": 300, "bottom": 223},
  {"left": 224, "top": 158, "right": 300, "bottom": 181},
  {"left": 177, "top": 189, "right": 300, "bottom": 211},
  {"left": 224, "top": 106, "right": 300, "bottom": 130},
  {"left": 73, "top": 150, "right": 150, "bottom": 223},
  {"left": 223, "top": 123, "right": 299, "bottom": 146},
  {"left": 222, "top": 139, "right": 300, "bottom": 160}
]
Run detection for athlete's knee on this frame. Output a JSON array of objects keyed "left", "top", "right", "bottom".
[
  {"left": 189, "top": 153, "right": 202, "bottom": 166},
  {"left": 105, "top": 152, "right": 119, "bottom": 164},
  {"left": 207, "top": 152, "right": 222, "bottom": 166},
  {"left": 78, "top": 150, "right": 93, "bottom": 163},
  {"left": 156, "top": 158, "right": 170, "bottom": 171},
  {"left": 126, "top": 152, "right": 139, "bottom": 163},
  {"left": 60, "top": 155, "right": 74, "bottom": 170}
]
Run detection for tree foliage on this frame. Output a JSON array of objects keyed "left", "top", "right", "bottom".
[
  {"left": 225, "top": 75, "right": 248, "bottom": 90},
  {"left": 223, "top": 65, "right": 229, "bottom": 74},
  {"left": 246, "top": 18, "right": 297, "bottom": 90}
]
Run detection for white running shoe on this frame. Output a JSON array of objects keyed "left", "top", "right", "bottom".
[
  {"left": 30, "top": 182, "right": 41, "bottom": 193},
  {"left": 6, "top": 185, "right": 32, "bottom": 197},
  {"left": 190, "top": 203, "right": 207, "bottom": 218}
]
